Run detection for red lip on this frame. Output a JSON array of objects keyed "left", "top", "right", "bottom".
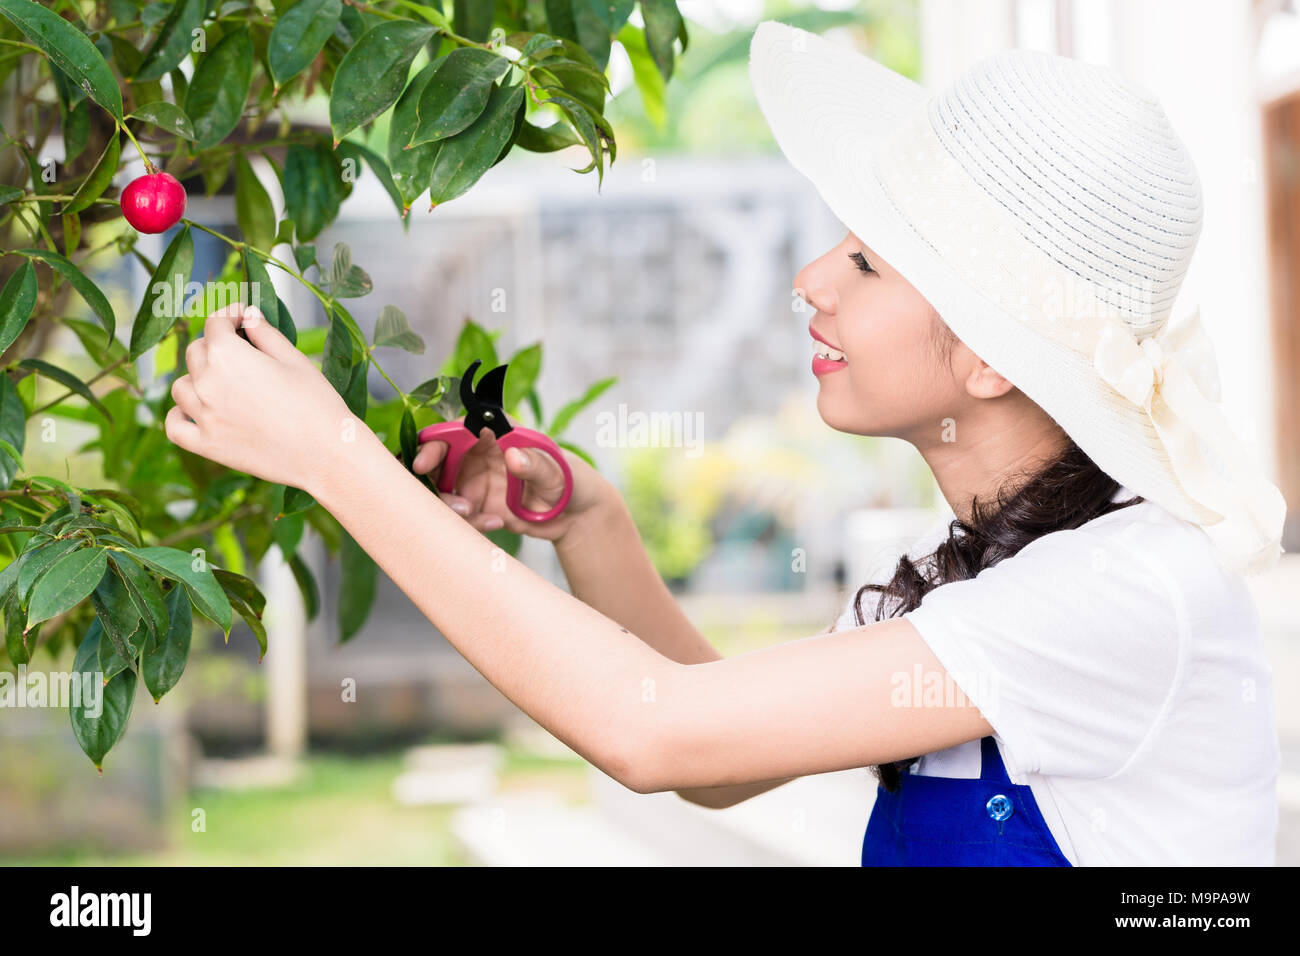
[{"left": 808, "top": 323, "right": 842, "bottom": 351}]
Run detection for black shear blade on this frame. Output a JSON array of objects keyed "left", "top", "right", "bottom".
[{"left": 461, "top": 360, "right": 511, "bottom": 438}]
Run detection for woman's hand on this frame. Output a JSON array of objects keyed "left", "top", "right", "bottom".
[
  {"left": 163, "top": 303, "right": 356, "bottom": 496},
  {"left": 412, "top": 424, "right": 610, "bottom": 543}
]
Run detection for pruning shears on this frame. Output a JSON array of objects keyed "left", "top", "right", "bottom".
[{"left": 415, "top": 360, "right": 574, "bottom": 523}]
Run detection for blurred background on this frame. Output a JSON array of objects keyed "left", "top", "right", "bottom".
[{"left": 2, "top": 0, "right": 1298, "bottom": 866}]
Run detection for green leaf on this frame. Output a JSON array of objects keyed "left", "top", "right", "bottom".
[
  {"left": 327, "top": 243, "right": 372, "bottom": 298},
  {"left": 409, "top": 375, "right": 447, "bottom": 405},
  {"left": 453, "top": 0, "right": 494, "bottom": 42},
  {"left": 338, "top": 529, "right": 376, "bottom": 642},
  {"left": 442, "top": 318, "right": 498, "bottom": 376},
  {"left": 293, "top": 244, "right": 317, "bottom": 273},
  {"left": 549, "top": 375, "right": 617, "bottom": 436},
  {"left": 18, "top": 358, "right": 112, "bottom": 423},
  {"left": 134, "top": 0, "right": 206, "bottom": 82},
  {"left": 269, "top": 0, "right": 343, "bottom": 89},
  {"left": 142, "top": 583, "right": 192, "bottom": 702},
  {"left": 639, "top": 0, "right": 680, "bottom": 81},
  {"left": 242, "top": 249, "right": 281, "bottom": 337},
  {"left": 0, "top": 0, "right": 123, "bottom": 120},
  {"left": 399, "top": 404, "right": 417, "bottom": 467},
  {"left": 274, "top": 219, "right": 295, "bottom": 247},
  {"left": 70, "top": 617, "right": 139, "bottom": 770},
  {"left": 336, "top": 139, "right": 406, "bottom": 223},
  {"left": 329, "top": 20, "right": 437, "bottom": 145},
  {"left": 185, "top": 27, "right": 254, "bottom": 151},
  {"left": 321, "top": 306, "right": 358, "bottom": 393},
  {"left": 532, "top": 56, "right": 610, "bottom": 114},
  {"left": 0, "top": 438, "right": 22, "bottom": 470},
  {"left": 235, "top": 154, "right": 276, "bottom": 253},
  {"left": 515, "top": 118, "right": 582, "bottom": 153},
  {"left": 0, "top": 185, "right": 24, "bottom": 206},
  {"left": 128, "top": 546, "right": 233, "bottom": 639},
  {"left": 129, "top": 225, "right": 194, "bottom": 359},
  {"left": 16, "top": 536, "right": 84, "bottom": 603},
  {"left": 17, "top": 248, "right": 115, "bottom": 342},
  {"left": 128, "top": 101, "right": 197, "bottom": 141},
  {"left": 328, "top": 303, "right": 370, "bottom": 418},
  {"left": 617, "top": 22, "right": 665, "bottom": 130},
  {"left": 213, "top": 567, "right": 265, "bottom": 617},
  {"left": 543, "top": 0, "right": 626, "bottom": 71},
  {"left": 386, "top": 58, "right": 443, "bottom": 213},
  {"left": 428, "top": 82, "right": 526, "bottom": 208},
  {"left": 89, "top": 561, "right": 142, "bottom": 676},
  {"left": 281, "top": 486, "right": 316, "bottom": 516},
  {"left": 25, "top": 546, "right": 107, "bottom": 630},
  {"left": 289, "top": 552, "right": 319, "bottom": 621},
  {"left": 107, "top": 552, "right": 168, "bottom": 646},
  {"left": 62, "top": 100, "right": 91, "bottom": 165},
  {"left": 274, "top": 294, "right": 298, "bottom": 347},
  {"left": 409, "top": 47, "right": 511, "bottom": 148},
  {"left": 272, "top": 511, "right": 304, "bottom": 560},
  {"left": 4, "top": 586, "right": 34, "bottom": 665},
  {"left": 214, "top": 567, "right": 267, "bottom": 660},
  {"left": 98, "top": 616, "right": 145, "bottom": 685},
  {"left": 281, "top": 143, "right": 345, "bottom": 240},
  {"left": 538, "top": 89, "right": 604, "bottom": 182},
  {"left": 372, "top": 304, "right": 424, "bottom": 353},
  {"left": 63, "top": 318, "right": 134, "bottom": 384},
  {"left": 503, "top": 342, "right": 541, "bottom": 411},
  {"left": 64, "top": 131, "right": 120, "bottom": 215},
  {"left": 0, "top": 260, "right": 37, "bottom": 355}
]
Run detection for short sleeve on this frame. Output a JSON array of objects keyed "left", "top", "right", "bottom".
[{"left": 901, "top": 516, "right": 1189, "bottom": 779}]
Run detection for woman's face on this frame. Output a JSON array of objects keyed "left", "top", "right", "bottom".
[{"left": 794, "top": 229, "right": 968, "bottom": 442}]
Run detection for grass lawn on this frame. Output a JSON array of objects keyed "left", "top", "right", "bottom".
[{"left": 5, "top": 745, "right": 589, "bottom": 866}]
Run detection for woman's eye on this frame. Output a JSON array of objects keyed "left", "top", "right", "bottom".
[{"left": 849, "top": 251, "right": 876, "bottom": 275}]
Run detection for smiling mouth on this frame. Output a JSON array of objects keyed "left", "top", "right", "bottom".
[{"left": 812, "top": 341, "right": 846, "bottom": 362}]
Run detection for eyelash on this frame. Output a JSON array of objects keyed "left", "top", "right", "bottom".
[{"left": 849, "top": 251, "right": 876, "bottom": 275}]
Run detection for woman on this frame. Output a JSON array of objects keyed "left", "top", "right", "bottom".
[{"left": 164, "top": 21, "right": 1286, "bottom": 865}]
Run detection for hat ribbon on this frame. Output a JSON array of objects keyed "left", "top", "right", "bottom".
[{"left": 1093, "top": 307, "right": 1286, "bottom": 571}]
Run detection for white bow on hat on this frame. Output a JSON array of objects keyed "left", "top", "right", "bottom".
[
  {"left": 1093, "top": 307, "right": 1286, "bottom": 569},
  {"left": 1093, "top": 307, "right": 1221, "bottom": 409}
]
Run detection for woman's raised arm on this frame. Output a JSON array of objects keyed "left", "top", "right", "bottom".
[{"left": 165, "top": 304, "right": 993, "bottom": 794}]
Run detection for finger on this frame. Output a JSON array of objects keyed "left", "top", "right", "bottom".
[
  {"left": 163, "top": 404, "right": 201, "bottom": 452},
  {"left": 239, "top": 304, "right": 305, "bottom": 365},
  {"left": 201, "top": 302, "right": 248, "bottom": 344},
  {"left": 170, "top": 375, "right": 203, "bottom": 421},
  {"left": 438, "top": 492, "right": 473, "bottom": 517},
  {"left": 504, "top": 444, "right": 566, "bottom": 496},
  {"left": 185, "top": 337, "right": 207, "bottom": 376},
  {"left": 412, "top": 440, "right": 448, "bottom": 474}
]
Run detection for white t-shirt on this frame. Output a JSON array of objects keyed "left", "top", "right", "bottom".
[{"left": 833, "top": 489, "right": 1280, "bottom": 866}]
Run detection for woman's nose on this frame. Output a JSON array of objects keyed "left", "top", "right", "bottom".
[{"left": 793, "top": 278, "right": 838, "bottom": 315}]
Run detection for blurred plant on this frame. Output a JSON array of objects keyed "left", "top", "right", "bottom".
[
  {"left": 621, "top": 445, "right": 721, "bottom": 583},
  {"left": 0, "top": 0, "right": 671, "bottom": 770}
]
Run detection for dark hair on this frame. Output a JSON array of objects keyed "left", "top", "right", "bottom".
[{"left": 852, "top": 319, "right": 1143, "bottom": 791}]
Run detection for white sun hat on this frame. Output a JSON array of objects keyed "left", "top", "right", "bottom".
[{"left": 749, "top": 19, "right": 1287, "bottom": 574}]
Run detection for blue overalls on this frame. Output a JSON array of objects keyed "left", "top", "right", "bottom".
[{"left": 861, "top": 736, "right": 1073, "bottom": 866}]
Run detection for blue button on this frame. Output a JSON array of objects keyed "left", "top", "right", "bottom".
[{"left": 986, "top": 794, "right": 1014, "bottom": 822}]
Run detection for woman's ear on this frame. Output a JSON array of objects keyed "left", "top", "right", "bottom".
[{"left": 963, "top": 359, "right": 1017, "bottom": 400}]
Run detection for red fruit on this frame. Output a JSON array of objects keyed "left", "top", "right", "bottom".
[{"left": 120, "top": 171, "right": 187, "bottom": 234}]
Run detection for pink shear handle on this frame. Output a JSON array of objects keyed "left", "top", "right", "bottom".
[
  {"left": 416, "top": 421, "right": 573, "bottom": 523},
  {"left": 497, "top": 429, "right": 573, "bottom": 523}
]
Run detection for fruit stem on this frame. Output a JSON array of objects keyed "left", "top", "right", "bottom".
[
  {"left": 117, "top": 120, "right": 158, "bottom": 175},
  {"left": 180, "top": 219, "right": 407, "bottom": 400}
]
